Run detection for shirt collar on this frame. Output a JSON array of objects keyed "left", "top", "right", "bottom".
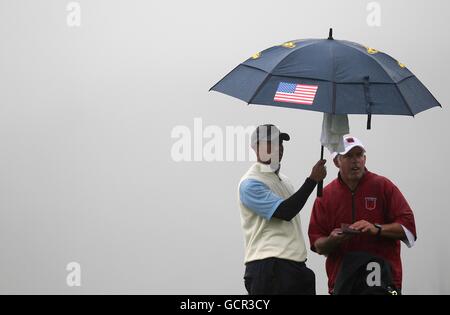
[{"left": 257, "top": 162, "right": 281, "bottom": 175}]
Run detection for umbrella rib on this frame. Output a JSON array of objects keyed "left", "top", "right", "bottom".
[
  {"left": 267, "top": 73, "right": 332, "bottom": 83},
  {"left": 331, "top": 40, "right": 337, "bottom": 114},
  {"left": 394, "top": 75, "right": 416, "bottom": 85},
  {"left": 339, "top": 41, "right": 404, "bottom": 84},
  {"left": 247, "top": 73, "right": 272, "bottom": 105},
  {"left": 242, "top": 67, "right": 333, "bottom": 83},
  {"left": 393, "top": 84, "right": 415, "bottom": 117},
  {"left": 209, "top": 64, "right": 242, "bottom": 91},
  {"left": 390, "top": 75, "right": 441, "bottom": 113},
  {"left": 238, "top": 63, "right": 269, "bottom": 74},
  {"left": 265, "top": 40, "right": 323, "bottom": 73},
  {"left": 241, "top": 40, "right": 326, "bottom": 74}
]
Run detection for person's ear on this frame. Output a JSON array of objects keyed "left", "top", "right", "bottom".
[{"left": 334, "top": 155, "right": 341, "bottom": 168}]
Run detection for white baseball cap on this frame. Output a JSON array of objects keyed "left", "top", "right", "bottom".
[{"left": 339, "top": 136, "right": 366, "bottom": 155}]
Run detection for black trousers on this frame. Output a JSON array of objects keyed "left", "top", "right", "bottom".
[{"left": 244, "top": 257, "right": 316, "bottom": 295}]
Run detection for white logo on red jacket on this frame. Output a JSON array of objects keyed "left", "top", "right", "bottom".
[{"left": 365, "top": 197, "right": 377, "bottom": 211}]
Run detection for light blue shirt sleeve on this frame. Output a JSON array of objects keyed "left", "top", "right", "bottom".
[{"left": 239, "top": 179, "right": 284, "bottom": 220}]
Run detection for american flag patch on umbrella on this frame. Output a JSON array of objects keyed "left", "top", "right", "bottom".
[{"left": 273, "top": 82, "right": 318, "bottom": 105}]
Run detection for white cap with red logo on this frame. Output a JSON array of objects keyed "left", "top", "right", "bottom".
[{"left": 340, "top": 136, "right": 366, "bottom": 155}]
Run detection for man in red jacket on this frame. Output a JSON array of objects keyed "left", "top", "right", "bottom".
[{"left": 308, "top": 136, "right": 417, "bottom": 294}]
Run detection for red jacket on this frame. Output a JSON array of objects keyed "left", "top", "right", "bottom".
[{"left": 308, "top": 170, "right": 417, "bottom": 293}]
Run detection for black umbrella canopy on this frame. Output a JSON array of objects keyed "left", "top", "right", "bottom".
[{"left": 211, "top": 29, "right": 441, "bottom": 117}]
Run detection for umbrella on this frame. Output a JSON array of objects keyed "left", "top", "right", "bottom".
[{"left": 210, "top": 29, "right": 441, "bottom": 196}]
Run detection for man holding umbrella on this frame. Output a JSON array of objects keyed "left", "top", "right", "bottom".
[
  {"left": 308, "top": 136, "right": 417, "bottom": 294},
  {"left": 238, "top": 124, "right": 327, "bottom": 295}
]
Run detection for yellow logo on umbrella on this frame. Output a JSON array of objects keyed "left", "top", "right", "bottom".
[
  {"left": 366, "top": 47, "right": 379, "bottom": 54},
  {"left": 251, "top": 52, "right": 261, "bottom": 60},
  {"left": 398, "top": 61, "right": 406, "bottom": 68},
  {"left": 281, "top": 41, "right": 296, "bottom": 49}
]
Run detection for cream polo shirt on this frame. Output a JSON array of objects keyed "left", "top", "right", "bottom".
[{"left": 238, "top": 162, "right": 308, "bottom": 263}]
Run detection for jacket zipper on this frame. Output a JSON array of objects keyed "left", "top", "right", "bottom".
[{"left": 351, "top": 191, "right": 356, "bottom": 223}]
